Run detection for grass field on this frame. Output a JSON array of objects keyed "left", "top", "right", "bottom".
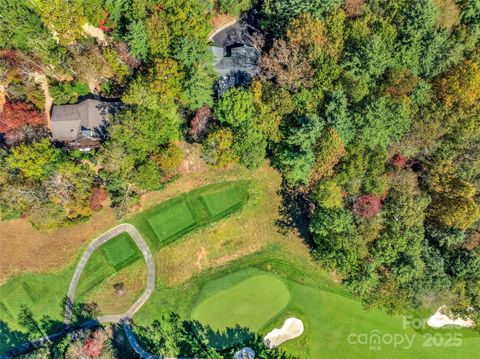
[
  {"left": 76, "top": 232, "right": 142, "bottom": 297},
  {"left": 0, "top": 180, "right": 250, "bottom": 355},
  {"left": 192, "top": 269, "right": 290, "bottom": 331},
  {"left": 128, "top": 181, "right": 249, "bottom": 252},
  {"left": 134, "top": 252, "right": 480, "bottom": 359}
]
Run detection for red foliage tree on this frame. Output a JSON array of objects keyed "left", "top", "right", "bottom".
[
  {"left": 353, "top": 195, "right": 382, "bottom": 218},
  {"left": 390, "top": 153, "right": 407, "bottom": 170},
  {"left": 83, "top": 330, "right": 108, "bottom": 357},
  {"left": 89, "top": 187, "right": 109, "bottom": 211},
  {"left": 188, "top": 105, "right": 211, "bottom": 142},
  {"left": 343, "top": 0, "right": 366, "bottom": 17},
  {"left": 0, "top": 102, "right": 46, "bottom": 134}
]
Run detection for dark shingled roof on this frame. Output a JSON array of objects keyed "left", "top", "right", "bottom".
[{"left": 50, "top": 99, "right": 119, "bottom": 142}]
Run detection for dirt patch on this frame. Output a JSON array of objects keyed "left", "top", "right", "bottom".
[
  {"left": 82, "top": 23, "right": 107, "bottom": 43},
  {"left": 0, "top": 208, "right": 116, "bottom": 284},
  {"left": 210, "top": 15, "right": 238, "bottom": 38}
]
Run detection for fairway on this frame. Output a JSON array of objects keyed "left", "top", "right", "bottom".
[
  {"left": 147, "top": 200, "right": 196, "bottom": 242},
  {"left": 191, "top": 270, "right": 290, "bottom": 332}
]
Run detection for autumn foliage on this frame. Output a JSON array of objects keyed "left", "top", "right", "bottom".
[
  {"left": 188, "top": 105, "right": 211, "bottom": 142},
  {"left": 342, "top": 0, "right": 366, "bottom": 17},
  {"left": 83, "top": 330, "right": 108, "bottom": 357},
  {"left": 353, "top": 194, "right": 382, "bottom": 218},
  {"left": 390, "top": 153, "right": 407, "bottom": 170},
  {"left": 0, "top": 102, "right": 46, "bottom": 135},
  {"left": 89, "top": 187, "right": 109, "bottom": 211}
]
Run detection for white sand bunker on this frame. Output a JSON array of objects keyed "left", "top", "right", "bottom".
[
  {"left": 427, "top": 306, "right": 474, "bottom": 328},
  {"left": 263, "top": 318, "right": 304, "bottom": 348}
]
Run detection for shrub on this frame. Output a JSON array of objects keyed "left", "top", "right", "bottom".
[{"left": 50, "top": 81, "right": 89, "bottom": 104}]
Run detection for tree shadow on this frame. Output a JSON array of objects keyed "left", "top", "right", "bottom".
[
  {"left": 275, "top": 180, "right": 316, "bottom": 250},
  {"left": 133, "top": 313, "right": 296, "bottom": 358},
  {"left": 2, "top": 298, "right": 100, "bottom": 357}
]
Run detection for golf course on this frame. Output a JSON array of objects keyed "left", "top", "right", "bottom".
[{"left": 1, "top": 167, "right": 479, "bottom": 358}]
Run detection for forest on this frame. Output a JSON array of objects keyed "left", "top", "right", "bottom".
[{"left": 0, "top": 0, "right": 479, "bottom": 333}]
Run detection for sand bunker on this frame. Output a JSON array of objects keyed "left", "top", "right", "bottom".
[
  {"left": 263, "top": 318, "right": 304, "bottom": 348},
  {"left": 427, "top": 306, "right": 474, "bottom": 328}
]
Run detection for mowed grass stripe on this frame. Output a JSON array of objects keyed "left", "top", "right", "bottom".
[
  {"left": 101, "top": 232, "right": 142, "bottom": 271},
  {"left": 147, "top": 200, "right": 197, "bottom": 243},
  {"left": 131, "top": 181, "right": 249, "bottom": 250},
  {"left": 201, "top": 186, "right": 243, "bottom": 217}
]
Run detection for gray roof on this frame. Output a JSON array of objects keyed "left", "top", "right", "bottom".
[
  {"left": 210, "top": 21, "right": 260, "bottom": 78},
  {"left": 50, "top": 99, "right": 116, "bottom": 141}
]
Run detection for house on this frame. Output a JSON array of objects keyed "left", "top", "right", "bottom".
[
  {"left": 50, "top": 99, "right": 120, "bottom": 150},
  {"left": 210, "top": 21, "right": 261, "bottom": 94}
]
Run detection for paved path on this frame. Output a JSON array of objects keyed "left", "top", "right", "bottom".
[
  {"left": 3, "top": 224, "right": 189, "bottom": 359},
  {"left": 64, "top": 223, "right": 155, "bottom": 324}
]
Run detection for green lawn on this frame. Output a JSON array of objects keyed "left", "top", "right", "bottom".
[
  {"left": 128, "top": 181, "right": 249, "bottom": 251},
  {"left": 134, "top": 250, "right": 480, "bottom": 359},
  {"left": 101, "top": 232, "right": 142, "bottom": 271},
  {"left": 147, "top": 200, "right": 197, "bottom": 242},
  {"left": 0, "top": 181, "right": 250, "bottom": 355},
  {"left": 192, "top": 269, "right": 290, "bottom": 331}
]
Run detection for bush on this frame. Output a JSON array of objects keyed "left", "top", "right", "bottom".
[
  {"left": 217, "top": 0, "right": 253, "bottom": 16},
  {"left": 50, "top": 81, "right": 89, "bottom": 104}
]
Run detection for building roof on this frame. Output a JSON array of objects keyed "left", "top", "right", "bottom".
[
  {"left": 50, "top": 99, "right": 117, "bottom": 142},
  {"left": 210, "top": 21, "right": 260, "bottom": 79}
]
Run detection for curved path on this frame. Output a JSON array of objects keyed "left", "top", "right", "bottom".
[
  {"left": 4, "top": 224, "right": 188, "bottom": 359},
  {"left": 64, "top": 223, "right": 155, "bottom": 324}
]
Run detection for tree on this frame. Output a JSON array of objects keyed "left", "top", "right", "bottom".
[
  {"left": 352, "top": 194, "right": 382, "bottom": 218},
  {"left": 286, "top": 13, "right": 326, "bottom": 50},
  {"left": 203, "top": 128, "right": 238, "bottom": 168},
  {"left": 0, "top": 102, "right": 46, "bottom": 139},
  {"left": 188, "top": 105, "right": 211, "bottom": 142},
  {"left": 311, "top": 128, "right": 345, "bottom": 181},
  {"left": 312, "top": 178, "right": 344, "bottom": 209},
  {"left": 38, "top": 0, "right": 87, "bottom": 46},
  {"left": 6, "top": 139, "right": 62, "bottom": 181},
  {"left": 44, "top": 161, "right": 94, "bottom": 219},
  {"left": 217, "top": 0, "right": 253, "bottom": 16},
  {"left": 273, "top": 114, "right": 324, "bottom": 185},
  {"left": 214, "top": 87, "right": 255, "bottom": 126},
  {"left": 49, "top": 81, "right": 89, "bottom": 105},
  {"left": 125, "top": 19, "right": 149, "bottom": 60},
  {"left": 260, "top": 39, "right": 314, "bottom": 90},
  {"left": 434, "top": 60, "right": 480, "bottom": 107}
]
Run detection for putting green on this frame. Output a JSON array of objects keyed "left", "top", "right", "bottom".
[{"left": 191, "top": 270, "right": 290, "bottom": 332}]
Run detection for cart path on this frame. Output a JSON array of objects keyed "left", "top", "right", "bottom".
[{"left": 64, "top": 223, "right": 155, "bottom": 324}]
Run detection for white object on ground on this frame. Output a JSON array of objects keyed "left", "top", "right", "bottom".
[
  {"left": 234, "top": 347, "right": 255, "bottom": 359},
  {"left": 427, "top": 306, "right": 474, "bottom": 328},
  {"left": 82, "top": 23, "right": 107, "bottom": 43},
  {"left": 263, "top": 318, "right": 304, "bottom": 348}
]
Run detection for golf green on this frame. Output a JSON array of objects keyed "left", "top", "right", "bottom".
[{"left": 191, "top": 269, "right": 290, "bottom": 331}]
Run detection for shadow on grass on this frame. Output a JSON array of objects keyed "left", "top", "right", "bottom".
[
  {"left": 275, "top": 181, "right": 316, "bottom": 250},
  {"left": 133, "top": 312, "right": 296, "bottom": 358},
  {"left": 1, "top": 298, "right": 101, "bottom": 357}
]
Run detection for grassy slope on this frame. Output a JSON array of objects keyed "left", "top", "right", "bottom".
[{"left": 0, "top": 180, "right": 249, "bottom": 354}]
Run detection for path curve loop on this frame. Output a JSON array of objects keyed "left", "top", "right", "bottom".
[{"left": 64, "top": 223, "right": 155, "bottom": 324}]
